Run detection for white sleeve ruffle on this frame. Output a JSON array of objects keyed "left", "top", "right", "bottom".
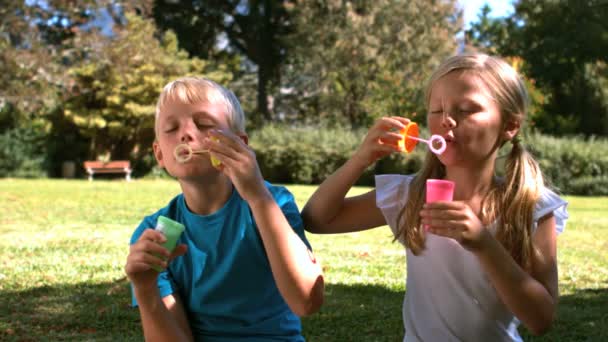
[
  {"left": 375, "top": 174, "right": 415, "bottom": 238},
  {"left": 533, "top": 187, "right": 569, "bottom": 234}
]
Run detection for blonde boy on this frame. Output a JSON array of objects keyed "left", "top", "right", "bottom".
[{"left": 125, "top": 77, "right": 324, "bottom": 341}]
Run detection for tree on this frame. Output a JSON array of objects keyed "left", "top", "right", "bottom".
[
  {"left": 467, "top": 0, "right": 608, "bottom": 136},
  {"left": 152, "top": 0, "right": 295, "bottom": 125},
  {"left": 64, "top": 13, "right": 234, "bottom": 164},
  {"left": 465, "top": 4, "right": 511, "bottom": 54},
  {"left": 279, "top": 0, "right": 462, "bottom": 128}
]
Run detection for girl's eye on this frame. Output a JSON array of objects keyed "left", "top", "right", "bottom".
[
  {"left": 164, "top": 126, "right": 177, "bottom": 133},
  {"left": 430, "top": 110, "right": 443, "bottom": 115}
]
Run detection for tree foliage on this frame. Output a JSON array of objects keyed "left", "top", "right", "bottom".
[
  {"left": 279, "top": 0, "right": 461, "bottom": 128},
  {"left": 152, "top": 0, "right": 295, "bottom": 125},
  {"left": 467, "top": 0, "right": 608, "bottom": 136},
  {"left": 63, "top": 13, "right": 234, "bottom": 163}
]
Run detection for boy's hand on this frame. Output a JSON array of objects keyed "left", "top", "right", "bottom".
[
  {"left": 352, "top": 116, "right": 409, "bottom": 168},
  {"left": 204, "top": 129, "right": 270, "bottom": 203},
  {"left": 125, "top": 229, "right": 188, "bottom": 289}
]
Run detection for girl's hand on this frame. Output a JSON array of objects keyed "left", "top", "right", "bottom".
[
  {"left": 352, "top": 116, "right": 410, "bottom": 168},
  {"left": 420, "top": 201, "right": 492, "bottom": 252},
  {"left": 204, "top": 129, "right": 269, "bottom": 204},
  {"left": 125, "top": 229, "right": 188, "bottom": 289}
]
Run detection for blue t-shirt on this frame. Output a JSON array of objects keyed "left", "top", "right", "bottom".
[{"left": 130, "top": 182, "right": 310, "bottom": 341}]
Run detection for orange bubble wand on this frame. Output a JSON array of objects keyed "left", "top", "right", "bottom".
[{"left": 397, "top": 122, "right": 446, "bottom": 155}]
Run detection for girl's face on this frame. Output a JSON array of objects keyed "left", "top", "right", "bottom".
[
  {"left": 427, "top": 70, "right": 509, "bottom": 169},
  {"left": 153, "top": 98, "right": 231, "bottom": 179}
]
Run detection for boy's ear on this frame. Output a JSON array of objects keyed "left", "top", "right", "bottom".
[
  {"left": 503, "top": 119, "right": 521, "bottom": 142},
  {"left": 153, "top": 141, "right": 165, "bottom": 167}
]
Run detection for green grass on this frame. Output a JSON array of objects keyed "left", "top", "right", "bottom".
[{"left": 0, "top": 179, "right": 606, "bottom": 341}]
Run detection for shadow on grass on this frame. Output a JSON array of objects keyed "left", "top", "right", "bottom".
[
  {"left": 522, "top": 287, "right": 608, "bottom": 341},
  {"left": 1, "top": 281, "right": 606, "bottom": 341},
  {"left": 302, "top": 283, "right": 404, "bottom": 342},
  {"left": 0, "top": 277, "right": 142, "bottom": 341},
  {"left": 303, "top": 284, "right": 608, "bottom": 342}
]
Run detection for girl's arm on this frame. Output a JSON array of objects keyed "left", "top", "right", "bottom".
[
  {"left": 302, "top": 117, "right": 408, "bottom": 234},
  {"left": 422, "top": 203, "right": 559, "bottom": 335},
  {"left": 474, "top": 214, "right": 558, "bottom": 335},
  {"left": 301, "top": 162, "right": 385, "bottom": 234}
]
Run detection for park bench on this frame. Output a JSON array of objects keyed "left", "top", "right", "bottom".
[{"left": 84, "top": 160, "right": 132, "bottom": 181}]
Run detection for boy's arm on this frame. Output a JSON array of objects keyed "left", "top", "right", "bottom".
[
  {"left": 205, "top": 129, "right": 324, "bottom": 316},
  {"left": 126, "top": 229, "right": 193, "bottom": 341},
  {"left": 134, "top": 287, "right": 194, "bottom": 342},
  {"left": 249, "top": 194, "right": 325, "bottom": 316}
]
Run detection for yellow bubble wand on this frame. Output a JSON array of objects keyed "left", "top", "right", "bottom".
[{"left": 173, "top": 140, "right": 222, "bottom": 167}]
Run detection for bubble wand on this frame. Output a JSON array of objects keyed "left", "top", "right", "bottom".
[
  {"left": 397, "top": 122, "right": 446, "bottom": 155},
  {"left": 173, "top": 142, "right": 222, "bottom": 167}
]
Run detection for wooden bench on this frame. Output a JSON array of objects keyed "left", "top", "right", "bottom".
[{"left": 84, "top": 160, "right": 132, "bottom": 181}]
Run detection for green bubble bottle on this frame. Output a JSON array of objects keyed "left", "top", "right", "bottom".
[{"left": 152, "top": 215, "right": 185, "bottom": 272}]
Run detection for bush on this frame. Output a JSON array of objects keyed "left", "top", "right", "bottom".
[
  {"left": 251, "top": 124, "right": 364, "bottom": 184},
  {"left": 0, "top": 126, "right": 47, "bottom": 178},
  {"left": 527, "top": 132, "right": 608, "bottom": 195},
  {"left": 250, "top": 124, "right": 426, "bottom": 186}
]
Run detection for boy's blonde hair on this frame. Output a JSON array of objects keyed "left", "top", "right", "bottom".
[
  {"left": 155, "top": 77, "right": 245, "bottom": 136},
  {"left": 395, "top": 54, "right": 544, "bottom": 269}
]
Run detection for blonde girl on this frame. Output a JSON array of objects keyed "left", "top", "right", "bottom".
[{"left": 302, "top": 54, "right": 568, "bottom": 341}]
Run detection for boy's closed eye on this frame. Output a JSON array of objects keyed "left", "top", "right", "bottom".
[
  {"left": 194, "top": 120, "right": 215, "bottom": 130},
  {"left": 163, "top": 124, "right": 178, "bottom": 133}
]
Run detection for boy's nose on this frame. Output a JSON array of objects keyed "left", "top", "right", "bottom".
[{"left": 180, "top": 123, "right": 196, "bottom": 142}]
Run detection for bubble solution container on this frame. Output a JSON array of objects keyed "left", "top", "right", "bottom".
[{"left": 152, "top": 215, "right": 185, "bottom": 272}]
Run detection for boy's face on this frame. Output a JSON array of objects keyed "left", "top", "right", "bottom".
[{"left": 153, "top": 98, "right": 232, "bottom": 179}]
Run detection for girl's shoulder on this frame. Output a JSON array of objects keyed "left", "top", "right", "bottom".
[
  {"left": 534, "top": 187, "right": 569, "bottom": 234},
  {"left": 375, "top": 174, "right": 416, "bottom": 209},
  {"left": 375, "top": 174, "right": 416, "bottom": 188}
]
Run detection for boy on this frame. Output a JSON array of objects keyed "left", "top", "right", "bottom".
[{"left": 125, "top": 77, "right": 324, "bottom": 341}]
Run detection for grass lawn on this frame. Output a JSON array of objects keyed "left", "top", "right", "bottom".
[{"left": 0, "top": 179, "right": 606, "bottom": 341}]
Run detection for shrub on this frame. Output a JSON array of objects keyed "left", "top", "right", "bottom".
[
  {"left": 250, "top": 124, "right": 426, "bottom": 186},
  {"left": 527, "top": 132, "right": 608, "bottom": 195},
  {"left": 0, "top": 126, "right": 47, "bottom": 178}
]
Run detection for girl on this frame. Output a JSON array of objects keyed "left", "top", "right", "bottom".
[{"left": 302, "top": 54, "right": 568, "bottom": 341}]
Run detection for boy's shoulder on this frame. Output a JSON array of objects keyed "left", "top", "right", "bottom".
[
  {"left": 129, "top": 194, "right": 183, "bottom": 244},
  {"left": 263, "top": 181, "right": 297, "bottom": 205}
]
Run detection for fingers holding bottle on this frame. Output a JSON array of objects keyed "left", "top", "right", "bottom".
[{"left": 125, "top": 229, "right": 171, "bottom": 287}]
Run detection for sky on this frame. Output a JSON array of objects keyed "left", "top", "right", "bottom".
[{"left": 460, "top": 0, "right": 515, "bottom": 29}]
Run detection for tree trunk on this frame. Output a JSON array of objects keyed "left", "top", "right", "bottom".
[{"left": 257, "top": 64, "right": 272, "bottom": 122}]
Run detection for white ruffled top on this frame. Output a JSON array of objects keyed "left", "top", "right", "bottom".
[{"left": 375, "top": 174, "right": 569, "bottom": 342}]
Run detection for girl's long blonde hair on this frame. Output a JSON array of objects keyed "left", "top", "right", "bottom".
[{"left": 394, "top": 54, "right": 544, "bottom": 269}]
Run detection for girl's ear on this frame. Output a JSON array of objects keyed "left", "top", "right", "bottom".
[
  {"left": 153, "top": 141, "right": 165, "bottom": 167},
  {"left": 238, "top": 133, "right": 249, "bottom": 145},
  {"left": 503, "top": 119, "right": 521, "bottom": 143}
]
